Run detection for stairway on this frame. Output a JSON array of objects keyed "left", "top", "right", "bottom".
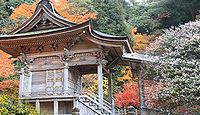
[{"left": 78, "top": 91, "right": 112, "bottom": 115}]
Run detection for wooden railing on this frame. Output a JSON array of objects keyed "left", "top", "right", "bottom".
[
  {"left": 20, "top": 80, "right": 81, "bottom": 99},
  {"left": 79, "top": 90, "right": 113, "bottom": 114},
  {"left": 115, "top": 107, "right": 138, "bottom": 115},
  {"left": 20, "top": 90, "right": 79, "bottom": 98},
  {"left": 80, "top": 90, "right": 112, "bottom": 111}
]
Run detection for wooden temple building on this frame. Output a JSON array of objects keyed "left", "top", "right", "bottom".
[{"left": 0, "top": 0, "right": 145, "bottom": 114}]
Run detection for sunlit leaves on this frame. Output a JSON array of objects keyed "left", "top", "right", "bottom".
[
  {"left": 115, "top": 82, "right": 140, "bottom": 108},
  {"left": 0, "top": 79, "right": 19, "bottom": 92},
  {"left": 131, "top": 27, "right": 153, "bottom": 50},
  {"left": 10, "top": 0, "right": 96, "bottom": 23},
  {"left": 0, "top": 50, "right": 15, "bottom": 78},
  {"left": 0, "top": 93, "right": 36, "bottom": 115}
]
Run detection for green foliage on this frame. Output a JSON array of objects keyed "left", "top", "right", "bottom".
[
  {"left": 0, "top": 18, "right": 15, "bottom": 34},
  {"left": 0, "top": 74, "right": 18, "bottom": 82},
  {"left": 91, "top": 0, "right": 129, "bottom": 36},
  {"left": 69, "top": 0, "right": 94, "bottom": 12},
  {"left": 123, "top": 0, "right": 200, "bottom": 34},
  {"left": 0, "top": 93, "right": 36, "bottom": 115},
  {"left": 0, "top": 0, "right": 33, "bottom": 34},
  {"left": 112, "top": 66, "right": 124, "bottom": 94},
  {"left": 123, "top": 2, "right": 161, "bottom": 34},
  {"left": 0, "top": 0, "right": 35, "bottom": 19}
]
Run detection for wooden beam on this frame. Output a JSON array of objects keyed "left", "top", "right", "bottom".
[{"left": 107, "top": 57, "right": 119, "bottom": 68}]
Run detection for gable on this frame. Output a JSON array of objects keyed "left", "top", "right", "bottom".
[{"left": 11, "top": 0, "right": 76, "bottom": 34}]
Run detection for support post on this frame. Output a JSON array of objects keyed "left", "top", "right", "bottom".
[
  {"left": 36, "top": 99, "right": 40, "bottom": 114},
  {"left": 112, "top": 97, "right": 116, "bottom": 115},
  {"left": 80, "top": 74, "right": 82, "bottom": 92},
  {"left": 73, "top": 97, "right": 79, "bottom": 108},
  {"left": 108, "top": 70, "right": 112, "bottom": 104},
  {"left": 54, "top": 98, "right": 58, "bottom": 115},
  {"left": 136, "top": 64, "right": 145, "bottom": 115},
  {"left": 28, "top": 71, "right": 32, "bottom": 95},
  {"left": 64, "top": 63, "right": 69, "bottom": 93},
  {"left": 19, "top": 68, "right": 25, "bottom": 97},
  {"left": 77, "top": 73, "right": 81, "bottom": 92},
  {"left": 98, "top": 63, "right": 103, "bottom": 106},
  {"left": 108, "top": 69, "right": 115, "bottom": 115}
]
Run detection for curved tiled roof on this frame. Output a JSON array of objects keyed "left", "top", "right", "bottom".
[{"left": 0, "top": 0, "right": 134, "bottom": 57}]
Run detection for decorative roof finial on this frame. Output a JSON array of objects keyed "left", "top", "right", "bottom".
[{"left": 39, "top": 0, "right": 54, "bottom": 12}]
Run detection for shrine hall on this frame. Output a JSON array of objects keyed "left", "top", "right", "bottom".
[{"left": 0, "top": 0, "right": 146, "bottom": 115}]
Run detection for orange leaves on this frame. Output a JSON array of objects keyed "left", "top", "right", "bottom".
[
  {"left": 0, "top": 79, "right": 19, "bottom": 92},
  {"left": 115, "top": 82, "right": 140, "bottom": 108},
  {"left": 0, "top": 50, "right": 18, "bottom": 92},
  {"left": 131, "top": 27, "right": 150, "bottom": 50},
  {"left": 10, "top": 3, "right": 36, "bottom": 20},
  {"left": 68, "top": 13, "right": 96, "bottom": 23},
  {"left": 10, "top": 0, "right": 96, "bottom": 23},
  {"left": 50, "top": 0, "right": 96, "bottom": 23},
  {"left": 0, "top": 50, "right": 15, "bottom": 78},
  {"left": 52, "top": 0, "right": 69, "bottom": 16}
]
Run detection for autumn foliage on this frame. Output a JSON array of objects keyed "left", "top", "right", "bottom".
[
  {"left": 117, "top": 66, "right": 134, "bottom": 82},
  {"left": 115, "top": 80, "right": 165, "bottom": 109},
  {"left": 10, "top": 3, "right": 36, "bottom": 20},
  {"left": 0, "top": 79, "right": 19, "bottom": 92},
  {"left": 53, "top": 0, "right": 96, "bottom": 23},
  {"left": 144, "top": 80, "right": 165, "bottom": 108},
  {"left": 115, "top": 82, "right": 140, "bottom": 108},
  {"left": 10, "top": 0, "right": 96, "bottom": 23},
  {"left": 131, "top": 27, "right": 155, "bottom": 51},
  {"left": 0, "top": 50, "right": 18, "bottom": 92},
  {"left": 0, "top": 50, "right": 15, "bottom": 78}
]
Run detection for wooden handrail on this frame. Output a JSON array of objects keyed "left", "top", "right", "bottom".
[{"left": 80, "top": 90, "right": 112, "bottom": 110}]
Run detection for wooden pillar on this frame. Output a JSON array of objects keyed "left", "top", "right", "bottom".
[
  {"left": 28, "top": 71, "right": 32, "bottom": 94},
  {"left": 36, "top": 99, "right": 40, "bottom": 114},
  {"left": 98, "top": 63, "right": 103, "bottom": 106},
  {"left": 19, "top": 68, "right": 25, "bottom": 97},
  {"left": 108, "top": 70, "right": 112, "bottom": 104},
  {"left": 112, "top": 97, "right": 115, "bottom": 115},
  {"left": 78, "top": 73, "right": 81, "bottom": 91},
  {"left": 64, "top": 63, "right": 69, "bottom": 93},
  {"left": 73, "top": 97, "right": 79, "bottom": 108},
  {"left": 54, "top": 98, "right": 58, "bottom": 115},
  {"left": 108, "top": 69, "right": 115, "bottom": 115},
  {"left": 138, "top": 70, "right": 145, "bottom": 115},
  {"left": 135, "top": 64, "right": 145, "bottom": 115}
]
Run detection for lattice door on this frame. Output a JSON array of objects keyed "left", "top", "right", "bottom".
[{"left": 46, "top": 69, "right": 64, "bottom": 95}]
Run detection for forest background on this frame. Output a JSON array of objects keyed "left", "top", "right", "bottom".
[{"left": 0, "top": 0, "right": 200, "bottom": 114}]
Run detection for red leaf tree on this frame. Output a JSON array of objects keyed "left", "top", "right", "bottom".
[
  {"left": 115, "top": 82, "right": 140, "bottom": 108},
  {"left": 115, "top": 80, "right": 165, "bottom": 109}
]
